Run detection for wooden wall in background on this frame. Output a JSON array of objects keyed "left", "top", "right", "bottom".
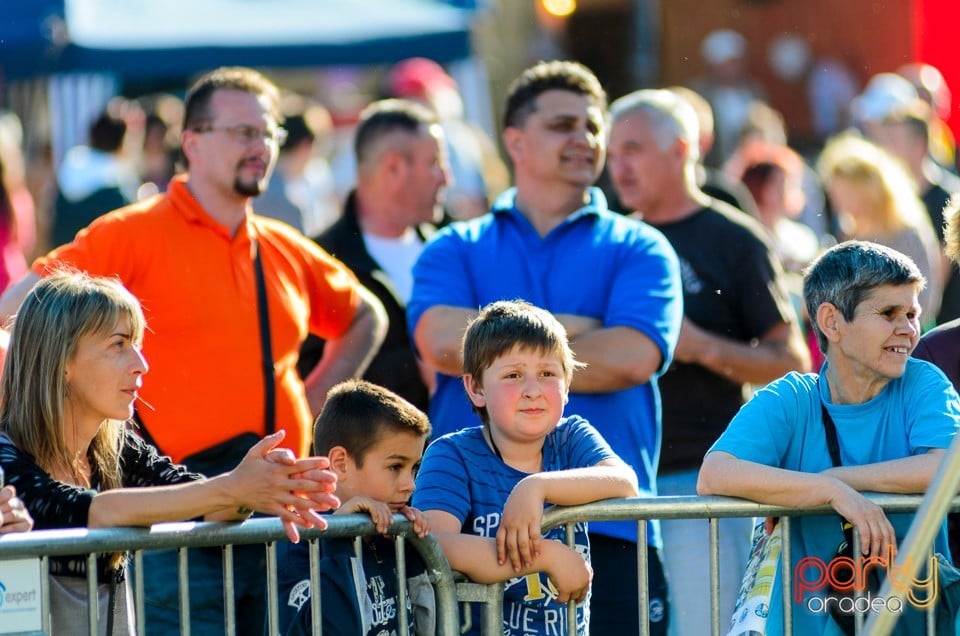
[{"left": 658, "top": 0, "right": 914, "bottom": 144}]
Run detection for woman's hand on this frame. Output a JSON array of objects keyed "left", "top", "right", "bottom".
[
  {"left": 826, "top": 476, "right": 897, "bottom": 558},
  {"left": 0, "top": 485, "right": 33, "bottom": 534},
  {"left": 228, "top": 431, "right": 340, "bottom": 542}
]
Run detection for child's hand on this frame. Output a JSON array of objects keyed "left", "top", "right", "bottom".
[
  {"left": 335, "top": 496, "right": 394, "bottom": 534},
  {"left": 544, "top": 541, "right": 592, "bottom": 605},
  {"left": 497, "top": 478, "right": 544, "bottom": 571},
  {"left": 397, "top": 505, "right": 430, "bottom": 538}
]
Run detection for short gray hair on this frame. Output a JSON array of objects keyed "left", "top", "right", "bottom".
[
  {"left": 609, "top": 89, "right": 700, "bottom": 163},
  {"left": 803, "top": 240, "right": 925, "bottom": 353}
]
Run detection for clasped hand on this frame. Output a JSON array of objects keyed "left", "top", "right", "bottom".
[{"left": 228, "top": 431, "right": 340, "bottom": 542}]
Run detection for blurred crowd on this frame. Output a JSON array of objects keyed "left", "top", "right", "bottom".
[{"left": 1, "top": 35, "right": 960, "bottom": 635}]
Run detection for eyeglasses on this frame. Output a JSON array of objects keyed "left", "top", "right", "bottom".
[{"left": 191, "top": 124, "right": 287, "bottom": 146}]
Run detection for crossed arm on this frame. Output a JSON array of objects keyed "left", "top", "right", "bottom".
[
  {"left": 673, "top": 319, "right": 811, "bottom": 386},
  {"left": 414, "top": 306, "right": 663, "bottom": 393}
]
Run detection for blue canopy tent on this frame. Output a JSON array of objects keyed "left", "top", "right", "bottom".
[
  {"left": 0, "top": 0, "right": 486, "bottom": 170},
  {"left": 0, "top": 0, "right": 474, "bottom": 80}
]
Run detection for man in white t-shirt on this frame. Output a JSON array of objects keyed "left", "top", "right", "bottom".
[{"left": 298, "top": 99, "right": 448, "bottom": 411}]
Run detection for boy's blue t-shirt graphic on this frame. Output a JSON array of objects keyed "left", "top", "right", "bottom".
[{"left": 413, "top": 415, "right": 618, "bottom": 636}]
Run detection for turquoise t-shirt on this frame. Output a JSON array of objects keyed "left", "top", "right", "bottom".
[{"left": 709, "top": 358, "right": 960, "bottom": 635}]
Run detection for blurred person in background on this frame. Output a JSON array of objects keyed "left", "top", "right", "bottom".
[
  {"left": 386, "top": 57, "right": 508, "bottom": 221},
  {"left": 136, "top": 95, "right": 184, "bottom": 198},
  {"left": 0, "top": 113, "right": 36, "bottom": 294},
  {"left": 668, "top": 86, "right": 755, "bottom": 213},
  {"left": 898, "top": 62, "right": 956, "bottom": 171},
  {"left": 735, "top": 141, "right": 825, "bottom": 369},
  {"left": 298, "top": 98, "right": 446, "bottom": 413},
  {"left": 766, "top": 32, "right": 860, "bottom": 148},
  {"left": 607, "top": 88, "right": 810, "bottom": 636},
  {"left": 255, "top": 95, "right": 340, "bottom": 236},
  {"left": 725, "top": 99, "right": 832, "bottom": 242},
  {"left": 52, "top": 100, "right": 139, "bottom": 248},
  {"left": 734, "top": 141, "right": 820, "bottom": 274},
  {"left": 689, "top": 29, "right": 766, "bottom": 168},
  {"left": 0, "top": 157, "right": 28, "bottom": 294},
  {"left": 818, "top": 133, "right": 942, "bottom": 327},
  {"left": 0, "top": 113, "right": 37, "bottom": 267},
  {"left": 913, "top": 192, "right": 960, "bottom": 565},
  {"left": 867, "top": 100, "right": 960, "bottom": 323}
]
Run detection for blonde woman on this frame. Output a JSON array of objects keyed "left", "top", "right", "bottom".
[
  {"left": 0, "top": 271, "right": 339, "bottom": 635},
  {"left": 818, "top": 133, "right": 943, "bottom": 325}
]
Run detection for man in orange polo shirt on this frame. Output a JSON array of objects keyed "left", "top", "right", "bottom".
[{"left": 0, "top": 67, "right": 387, "bottom": 636}]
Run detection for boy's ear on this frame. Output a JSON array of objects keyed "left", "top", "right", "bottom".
[
  {"left": 462, "top": 374, "right": 486, "bottom": 408},
  {"left": 327, "top": 446, "right": 351, "bottom": 477}
]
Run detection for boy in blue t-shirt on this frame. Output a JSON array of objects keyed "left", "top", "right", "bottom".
[
  {"left": 413, "top": 300, "right": 640, "bottom": 636},
  {"left": 275, "top": 380, "right": 434, "bottom": 636}
]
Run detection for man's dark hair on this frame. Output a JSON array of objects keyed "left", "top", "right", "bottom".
[
  {"left": 502, "top": 60, "right": 607, "bottom": 131},
  {"left": 312, "top": 380, "right": 431, "bottom": 466},
  {"left": 89, "top": 111, "right": 127, "bottom": 154},
  {"left": 182, "top": 66, "right": 281, "bottom": 132},
  {"left": 354, "top": 98, "right": 437, "bottom": 166},
  {"left": 279, "top": 113, "right": 315, "bottom": 153}
]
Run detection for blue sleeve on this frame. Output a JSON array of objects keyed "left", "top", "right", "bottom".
[
  {"left": 411, "top": 436, "right": 471, "bottom": 524},
  {"left": 554, "top": 416, "right": 619, "bottom": 469},
  {"left": 407, "top": 227, "right": 474, "bottom": 342},
  {"left": 904, "top": 361, "right": 960, "bottom": 452},
  {"left": 708, "top": 374, "right": 812, "bottom": 468},
  {"left": 605, "top": 224, "right": 682, "bottom": 373},
  {"left": 278, "top": 539, "right": 363, "bottom": 636}
]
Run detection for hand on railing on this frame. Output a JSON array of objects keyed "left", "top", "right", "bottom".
[
  {"left": 822, "top": 475, "right": 897, "bottom": 558},
  {"left": 229, "top": 431, "right": 340, "bottom": 542},
  {"left": 0, "top": 485, "right": 32, "bottom": 535},
  {"left": 497, "top": 479, "right": 544, "bottom": 570},
  {"left": 541, "top": 539, "right": 592, "bottom": 605},
  {"left": 335, "top": 496, "right": 430, "bottom": 537}
]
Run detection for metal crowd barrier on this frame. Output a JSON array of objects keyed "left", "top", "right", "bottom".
[
  {"left": 2, "top": 495, "right": 957, "bottom": 636},
  {"left": 539, "top": 494, "right": 960, "bottom": 636},
  {"left": 0, "top": 514, "right": 459, "bottom": 636}
]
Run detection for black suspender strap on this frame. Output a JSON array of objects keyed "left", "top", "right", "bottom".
[
  {"left": 253, "top": 238, "right": 276, "bottom": 435},
  {"left": 821, "top": 401, "right": 842, "bottom": 468}
]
